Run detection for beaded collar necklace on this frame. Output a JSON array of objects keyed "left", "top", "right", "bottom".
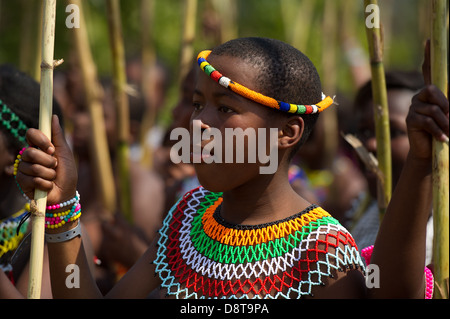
[
  {"left": 154, "top": 187, "right": 365, "bottom": 299},
  {"left": 0, "top": 100, "right": 28, "bottom": 146},
  {"left": 197, "top": 50, "right": 334, "bottom": 115}
]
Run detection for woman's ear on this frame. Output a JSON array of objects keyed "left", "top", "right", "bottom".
[{"left": 278, "top": 116, "right": 304, "bottom": 150}]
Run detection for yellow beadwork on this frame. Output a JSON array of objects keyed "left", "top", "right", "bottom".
[
  {"left": 201, "top": 197, "right": 332, "bottom": 246},
  {"left": 197, "top": 50, "right": 335, "bottom": 115}
]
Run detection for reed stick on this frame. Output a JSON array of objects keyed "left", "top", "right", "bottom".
[
  {"left": 364, "top": 0, "right": 392, "bottom": 220},
  {"left": 212, "top": 0, "right": 237, "bottom": 43},
  {"left": 19, "top": 0, "right": 43, "bottom": 82},
  {"left": 139, "top": 0, "right": 156, "bottom": 169},
  {"left": 69, "top": 0, "right": 116, "bottom": 214},
  {"left": 27, "top": 0, "right": 57, "bottom": 299},
  {"left": 321, "top": 0, "right": 339, "bottom": 169},
  {"left": 430, "top": 0, "right": 449, "bottom": 299},
  {"left": 106, "top": 0, "right": 132, "bottom": 222},
  {"left": 179, "top": 0, "right": 197, "bottom": 86}
]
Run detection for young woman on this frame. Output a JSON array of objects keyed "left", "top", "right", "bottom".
[{"left": 15, "top": 38, "right": 448, "bottom": 299}]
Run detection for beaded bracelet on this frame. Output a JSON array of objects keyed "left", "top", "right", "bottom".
[
  {"left": 13, "top": 147, "right": 31, "bottom": 201},
  {"left": 424, "top": 266, "right": 434, "bottom": 299},
  {"left": 45, "top": 203, "right": 82, "bottom": 229},
  {"left": 46, "top": 191, "right": 80, "bottom": 210}
]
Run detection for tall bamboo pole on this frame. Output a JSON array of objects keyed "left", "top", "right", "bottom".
[
  {"left": 19, "top": 0, "right": 43, "bottom": 82},
  {"left": 179, "top": 0, "right": 197, "bottom": 86},
  {"left": 321, "top": 0, "right": 339, "bottom": 169},
  {"left": 364, "top": 0, "right": 392, "bottom": 220},
  {"left": 106, "top": 0, "right": 132, "bottom": 222},
  {"left": 28, "top": 0, "right": 57, "bottom": 299},
  {"left": 430, "top": 0, "right": 449, "bottom": 299},
  {"left": 69, "top": 0, "right": 116, "bottom": 214},
  {"left": 211, "top": 0, "right": 237, "bottom": 43},
  {"left": 139, "top": 0, "right": 156, "bottom": 169}
]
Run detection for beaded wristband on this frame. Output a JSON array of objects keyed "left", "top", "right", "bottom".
[
  {"left": 46, "top": 191, "right": 80, "bottom": 210},
  {"left": 45, "top": 221, "right": 82, "bottom": 243},
  {"left": 13, "top": 147, "right": 31, "bottom": 201},
  {"left": 424, "top": 266, "right": 434, "bottom": 299},
  {"left": 45, "top": 203, "right": 81, "bottom": 229}
]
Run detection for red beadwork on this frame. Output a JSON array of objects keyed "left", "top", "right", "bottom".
[
  {"left": 161, "top": 193, "right": 360, "bottom": 298},
  {"left": 210, "top": 70, "right": 222, "bottom": 82}
]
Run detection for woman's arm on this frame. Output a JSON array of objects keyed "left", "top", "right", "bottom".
[
  {"left": 17, "top": 116, "right": 102, "bottom": 298},
  {"left": 369, "top": 46, "right": 449, "bottom": 298}
]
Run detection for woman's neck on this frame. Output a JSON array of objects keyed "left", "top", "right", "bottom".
[{"left": 220, "top": 163, "right": 311, "bottom": 226}]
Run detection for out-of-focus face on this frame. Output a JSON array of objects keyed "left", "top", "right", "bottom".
[
  {"left": 191, "top": 54, "right": 283, "bottom": 192},
  {"left": 356, "top": 89, "right": 414, "bottom": 198},
  {"left": 171, "top": 68, "right": 196, "bottom": 132},
  {"left": 71, "top": 88, "right": 118, "bottom": 157}
]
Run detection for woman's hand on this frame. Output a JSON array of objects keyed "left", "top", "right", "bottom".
[
  {"left": 406, "top": 40, "right": 449, "bottom": 162},
  {"left": 16, "top": 115, "right": 78, "bottom": 205}
]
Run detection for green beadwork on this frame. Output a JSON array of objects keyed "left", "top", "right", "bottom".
[
  {"left": 190, "top": 204, "right": 340, "bottom": 264},
  {"left": 0, "top": 100, "right": 28, "bottom": 146}
]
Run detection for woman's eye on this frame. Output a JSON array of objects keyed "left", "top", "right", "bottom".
[
  {"left": 219, "top": 106, "right": 234, "bottom": 113},
  {"left": 193, "top": 102, "right": 203, "bottom": 111}
]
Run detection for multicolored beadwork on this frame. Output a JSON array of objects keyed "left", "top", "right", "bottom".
[
  {"left": 45, "top": 203, "right": 81, "bottom": 229},
  {"left": 46, "top": 191, "right": 80, "bottom": 211},
  {"left": 13, "top": 147, "right": 30, "bottom": 201},
  {"left": 1, "top": 204, "right": 31, "bottom": 272},
  {"left": 0, "top": 100, "right": 28, "bottom": 146},
  {"left": 154, "top": 186, "right": 365, "bottom": 299},
  {"left": 197, "top": 50, "right": 335, "bottom": 115}
]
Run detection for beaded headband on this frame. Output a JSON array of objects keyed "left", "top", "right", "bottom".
[
  {"left": 197, "top": 50, "right": 334, "bottom": 115},
  {"left": 0, "top": 99, "right": 28, "bottom": 145}
]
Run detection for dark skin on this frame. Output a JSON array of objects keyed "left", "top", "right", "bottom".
[
  {"left": 356, "top": 89, "right": 415, "bottom": 199},
  {"left": 0, "top": 132, "right": 53, "bottom": 299},
  {"left": 15, "top": 44, "right": 448, "bottom": 298},
  {"left": 191, "top": 54, "right": 312, "bottom": 226},
  {"left": 369, "top": 41, "right": 449, "bottom": 298}
]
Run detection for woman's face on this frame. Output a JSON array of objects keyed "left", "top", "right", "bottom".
[
  {"left": 356, "top": 89, "right": 414, "bottom": 197},
  {"left": 190, "top": 54, "right": 282, "bottom": 192}
]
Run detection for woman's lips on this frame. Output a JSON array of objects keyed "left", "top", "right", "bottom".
[
  {"left": 191, "top": 151, "right": 213, "bottom": 163},
  {"left": 191, "top": 141, "right": 215, "bottom": 163}
]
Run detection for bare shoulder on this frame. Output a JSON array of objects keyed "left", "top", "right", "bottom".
[{"left": 302, "top": 224, "right": 367, "bottom": 299}]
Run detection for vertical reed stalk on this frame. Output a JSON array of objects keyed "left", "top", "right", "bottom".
[
  {"left": 364, "top": 0, "right": 392, "bottom": 220},
  {"left": 179, "top": 0, "right": 197, "bottom": 86},
  {"left": 321, "top": 0, "right": 339, "bottom": 169},
  {"left": 69, "top": 0, "right": 116, "bottom": 214},
  {"left": 430, "top": 0, "right": 449, "bottom": 299},
  {"left": 139, "top": 0, "right": 156, "bottom": 169},
  {"left": 28, "top": 0, "right": 57, "bottom": 299},
  {"left": 106, "top": 0, "right": 132, "bottom": 222}
]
